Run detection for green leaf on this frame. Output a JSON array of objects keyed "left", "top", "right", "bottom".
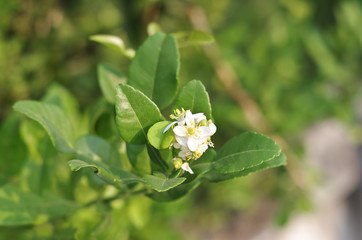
[
  {"left": 97, "top": 63, "right": 126, "bottom": 104},
  {"left": 213, "top": 132, "right": 281, "bottom": 173},
  {"left": 13, "top": 100, "right": 74, "bottom": 153},
  {"left": 0, "top": 115, "right": 27, "bottom": 185},
  {"left": 147, "top": 177, "right": 202, "bottom": 201},
  {"left": 115, "top": 83, "right": 163, "bottom": 144},
  {"left": 174, "top": 30, "right": 214, "bottom": 47},
  {"left": 90, "top": 35, "right": 135, "bottom": 58},
  {"left": 143, "top": 175, "right": 186, "bottom": 192},
  {"left": 126, "top": 143, "right": 151, "bottom": 175},
  {"left": 147, "top": 22, "right": 162, "bottom": 36},
  {"left": 207, "top": 153, "right": 287, "bottom": 182},
  {"left": 128, "top": 33, "right": 179, "bottom": 109},
  {"left": 146, "top": 144, "right": 170, "bottom": 172},
  {"left": 75, "top": 135, "right": 121, "bottom": 168},
  {"left": 173, "top": 80, "right": 212, "bottom": 119},
  {"left": 147, "top": 121, "right": 174, "bottom": 149},
  {"left": 0, "top": 185, "right": 77, "bottom": 226},
  {"left": 189, "top": 149, "right": 216, "bottom": 176},
  {"left": 68, "top": 159, "right": 142, "bottom": 187}
]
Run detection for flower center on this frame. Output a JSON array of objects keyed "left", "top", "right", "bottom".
[{"left": 187, "top": 127, "right": 196, "bottom": 135}]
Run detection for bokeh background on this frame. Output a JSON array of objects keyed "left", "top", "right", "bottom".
[{"left": 1, "top": 0, "right": 361, "bottom": 239}]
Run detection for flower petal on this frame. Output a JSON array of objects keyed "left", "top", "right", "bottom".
[
  {"left": 173, "top": 126, "right": 187, "bottom": 136},
  {"left": 175, "top": 136, "right": 188, "bottom": 147},
  {"left": 185, "top": 110, "right": 195, "bottom": 128},
  {"left": 181, "top": 162, "right": 194, "bottom": 174},
  {"left": 198, "top": 126, "right": 211, "bottom": 137},
  {"left": 193, "top": 113, "right": 206, "bottom": 124},
  {"left": 163, "top": 121, "right": 177, "bottom": 134},
  {"left": 208, "top": 123, "right": 217, "bottom": 136},
  {"left": 187, "top": 137, "right": 199, "bottom": 152}
]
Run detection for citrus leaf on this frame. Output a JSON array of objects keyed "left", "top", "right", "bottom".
[
  {"left": 90, "top": 35, "right": 135, "bottom": 58},
  {"left": 128, "top": 33, "right": 179, "bottom": 109},
  {"left": 97, "top": 63, "right": 126, "bottom": 104},
  {"left": 115, "top": 83, "right": 163, "bottom": 144},
  {"left": 147, "top": 121, "right": 174, "bottom": 149},
  {"left": 143, "top": 175, "right": 186, "bottom": 192},
  {"left": 173, "top": 80, "right": 212, "bottom": 119},
  {"left": 13, "top": 100, "right": 74, "bottom": 153},
  {"left": 213, "top": 132, "right": 281, "bottom": 173}
]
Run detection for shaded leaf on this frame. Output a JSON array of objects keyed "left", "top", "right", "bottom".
[
  {"left": 128, "top": 33, "right": 179, "bottom": 109},
  {"left": 115, "top": 83, "right": 163, "bottom": 144},
  {"left": 126, "top": 143, "right": 151, "bottom": 175},
  {"left": 174, "top": 30, "right": 214, "bottom": 47},
  {"left": 68, "top": 159, "right": 142, "bottom": 187},
  {"left": 97, "top": 63, "right": 126, "bottom": 104},
  {"left": 143, "top": 175, "right": 186, "bottom": 192},
  {"left": 173, "top": 80, "right": 212, "bottom": 119},
  {"left": 13, "top": 100, "right": 74, "bottom": 153}
]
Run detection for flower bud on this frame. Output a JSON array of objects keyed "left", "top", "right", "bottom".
[{"left": 173, "top": 158, "right": 183, "bottom": 169}]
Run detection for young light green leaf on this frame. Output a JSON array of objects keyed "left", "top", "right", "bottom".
[
  {"left": 143, "top": 175, "right": 186, "bottom": 192},
  {"left": 98, "top": 63, "right": 126, "bottom": 104},
  {"left": 174, "top": 30, "right": 214, "bottom": 47},
  {"left": 128, "top": 33, "right": 179, "bottom": 109},
  {"left": 207, "top": 153, "right": 287, "bottom": 182},
  {"left": 68, "top": 159, "right": 142, "bottom": 187},
  {"left": 90, "top": 35, "right": 135, "bottom": 58},
  {"left": 13, "top": 100, "right": 74, "bottom": 153},
  {"left": 115, "top": 83, "right": 163, "bottom": 144},
  {"left": 213, "top": 132, "right": 281, "bottom": 173},
  {"left": 0, "top": 185, "right": 78, "bottom": 226},
  {"left": 126, "top": 143, "right": 151, "bottom": 175},
  {"left": 173, "top": 80, "right": 212, "bottom": 119},
  {"left": 147, "top": 22, "right": 162, "bottom": 36},
  {"left": 147, "top": 121, "right": 174, "bottom": 149}
]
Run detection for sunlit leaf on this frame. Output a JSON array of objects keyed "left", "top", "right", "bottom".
[
  {"left": 173, "top": 80, "right": 212, "bottom": 119},
  {"left": 90, "top": 35, "right": 135, "bottom": 58},
  {"left": 147, "top": 121, "right": 174, "bottom": 149},
  {"left": 115, "top": 83, "right": 163, "bottom": 144},
  {"left": 0, "top": 185, "right": 77, "bottom": 226},
  {"left": 13, "top": 100, "right": 74, "bottom": 153},
  {"left": 128, "top": 33, "right": 179, "bottom": 109}
]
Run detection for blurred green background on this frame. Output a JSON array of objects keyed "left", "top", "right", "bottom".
[{"left": 1, "top": 0, "right": 361, "bottom": 239}]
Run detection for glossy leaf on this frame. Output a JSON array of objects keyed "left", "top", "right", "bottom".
[
  {"left": 0, "top": 185, "right": 77, "bottom": 226},
  {"left": 128, "top": 33, "right": 179, "bottom": 109},
  {"left": 147, "top": 121, "right": 174, "bottom": 149},
  {"left": 146, "top": 144, "right": 170, "bottom": 172},
  {"left": 90, "top": 35, "right": 135, "bottom": 58},
  {"left": 173, "top": 80, "right": 212, "bottom": 119},
  {"left": 13, "top": 100, "right": 74, "bottom": 153},
  {"left": 97, "top": 63, "right": 126, "bottom": 104},
  {"left": 207, "top": 153, "right": 287, "bottom": 182},
  {"left": 213, "top": 132, "right": 281, "bottom": 173},
  {"left": 143, "top": 175, "right": 186, "bottom": 192},
  {"left": 115, "top": 83, "right": 163, "bottom": 144}
]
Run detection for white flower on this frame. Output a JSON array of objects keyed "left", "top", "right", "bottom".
[
  {"left": 173, "top": 110, "right": 216, "bottom": 152},
  {"left": 181, "top": 162, "right": 194, "bottom": 174},
  {"left": 164, "top": 108, "right": 217, "bottom": 173}
]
